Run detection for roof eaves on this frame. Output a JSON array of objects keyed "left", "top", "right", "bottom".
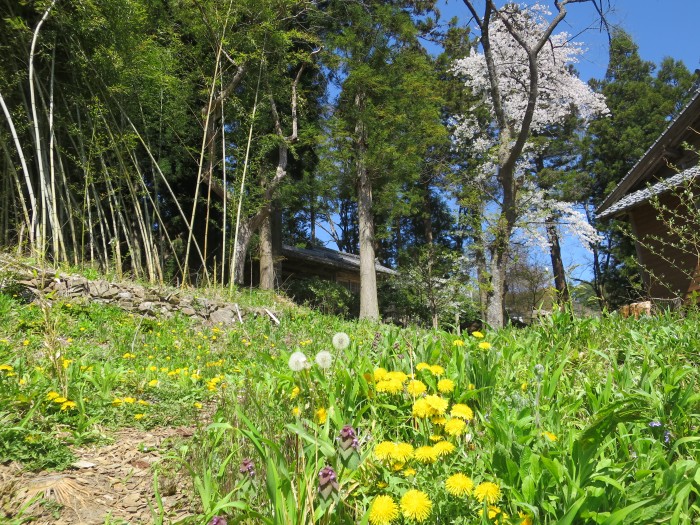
[
  {"left": 280, "top": 245, "right": 396, "bottom": 275},
  {"left": 597, "top": 165, "right": 700, "bottom": 219},
  {"left": 597, "top": 87, "right": 700, "bottom": 217}
]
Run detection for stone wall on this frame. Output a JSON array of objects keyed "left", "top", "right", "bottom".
[{"left": 1, "top": 262, "right": 279, "bottom": 327}]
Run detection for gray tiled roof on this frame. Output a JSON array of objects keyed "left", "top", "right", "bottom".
[
  {"left": 597, "top": 87, "right": 700, "bottom": 216},
  {"left": 597, "top": 165, "right": 700, "bottom": 219},
  {"left": 281, "top": 245, "right": 397, "bottom": 275}
]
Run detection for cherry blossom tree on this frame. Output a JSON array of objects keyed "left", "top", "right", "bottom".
[{"left": 452, "top": 1, "right": 608, "bottom": 327}]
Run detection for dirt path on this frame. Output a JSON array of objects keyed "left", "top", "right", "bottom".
[{"left": 0, "top": 427, "right": 196, "bottom": 524}]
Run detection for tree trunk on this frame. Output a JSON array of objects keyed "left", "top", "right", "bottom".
[
  {"left": 232, "top": 221, "right": 253, "bottom": 286},
  {"left": 259, "top": 213, "right": 274, "bottom": 290},
  {"left": 484, "top": 248, "right": 507, "bottom": 328},
  {"left": 546, "top": 218, "right": 570, "bottom": 304},
  {"left": 355, "top": 93, "right": 379, "bottom": 321}
]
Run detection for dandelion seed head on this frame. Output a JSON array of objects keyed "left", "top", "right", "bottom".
[
  {"left": 315, "top": 350, "right": 333, "bottom": 369},
  {"left": 332, "top": 332, "right": 350, "bottom": 350},
  {"left": 288, "top": 351, "right": 309, "bottom": 372}
]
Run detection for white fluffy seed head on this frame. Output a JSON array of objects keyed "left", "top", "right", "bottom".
[
  {"left": 332, "top": 332, "right": 350, "bottom": 350},
  {"left": 315, "top": 350, "right": 333, "bottom": 369},
  {"left": 288, "top": 351, "right": 309, "bottom": 372}
]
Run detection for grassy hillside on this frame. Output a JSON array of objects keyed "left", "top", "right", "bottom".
[{"left": 1, "top": 280, "right": 699, "bottom": 524}]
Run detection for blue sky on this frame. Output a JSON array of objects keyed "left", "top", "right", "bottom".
[
  {"left": 318, "top": 1, "right": 700, "bottom": 286},
  {"left": 435, "top": 0, "right": 700, "bottom": 284},
  {"left": 439, "top": 0, "right": 700, "bottom": 82}
]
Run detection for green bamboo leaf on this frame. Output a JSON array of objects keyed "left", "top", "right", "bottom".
[
  {"left": 591, "top": 474, "right": 626, "bottom": 493},
  {"left": 285, "top": 422, "right": 336, "bottom": 458},
  {"left": 671, "top": 437, "right": 700, "bottom": 452},
  {"left": 556, "top": 495, "right": 587, "bottom": 525},
  {"left": 546, "top": 357, "right": 569, "bottom": 398},
  {"left": 601, "top": 498, "right": 655, "bottom": 525}
]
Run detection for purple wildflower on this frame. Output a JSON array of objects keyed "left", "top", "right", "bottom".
[
  {"left": 664, "top": 430, "right": 672, "bottom": 444},
  {"left": 239, "top": 458, "right": 255, "bottom": 478},
  {"left": 338, "top": 425, "right": 359, "bottom": 451},
  {"left": 649, "top": 420, "right": 662, "bottom": 428},
  {"left": 318, "top": 465, "right": 339, "bottom": 499},
  {"left": 209, "top": 517, "right": 227, "bottom": 525}
]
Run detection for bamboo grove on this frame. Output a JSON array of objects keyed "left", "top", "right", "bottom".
[
  {"left": 0, "top": 0, "right": 450, "bottom": 289},
  {"left": 2, "top": 0, "right": 697, "bottom": 324}
]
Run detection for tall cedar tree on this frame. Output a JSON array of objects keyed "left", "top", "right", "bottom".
[{"left": 584, "top": 28, "right": 695, "bottom": 307}]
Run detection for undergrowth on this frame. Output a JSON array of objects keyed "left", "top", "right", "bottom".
[{"left": 0, "top": 280, "right": 699, "bottom": 524}]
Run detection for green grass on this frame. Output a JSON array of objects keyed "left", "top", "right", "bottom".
[{"left": 1, "top": 285, "right": 699, "bottom": 524}]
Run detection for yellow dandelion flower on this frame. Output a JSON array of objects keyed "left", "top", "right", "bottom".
[
  {"left": 403, "top": 467, "right": 417, "bottom": 477},
  {"left": 23, "top": 339, "right": 30, "bottom": 346},
  {"left": 433, "top": 441, "right": 455, "bottom": 457},
  {"left": 148, "top": 379, "right": 159, "bottom": 387},
  {"left": 400, "top": 489, "right": 432, "bottom": 522},
  {"left": 112, "top": 397, "right": 123, "bottom": 405},
  {"left": 53, "top": 396, "right": 67, "bottom": 404},
  {"left": 478, "top": 342, "right": 492, "bottom": 350},
  {"left": 429, "top": 365, "right": 445, "bottom": 376},
  {"left": 468, "top": 383, "right": 476, "bottom": 390},
  {"left": 376, "top": 379, "right": 403, "bottom": 394},
  {"left": 62, "top": 359, "right": 72, "bottom": 369},
  {"left": 374, "top": 367, "right": 388, "bottom": 382},
  {"left": 137, "top": 400, "right": 150, "bottom": 406},
  {"left": 429, "top": 434, "right": 443, "bottom": 442},
  {"left": 412, "top": 398, "right": 432, "bottom": 419},
  {"left": 416, "top": 362, "right": 431, "bottom": 371},
  {"left": 385, "top": 371, "right": 408, "bottom": 383},
  {"left": 292, "top": 407, "right": 300, "bottom": 417},
  {"left": 450, "top": 403, "right": 474, "bottom": 420},
  {"left": 194, "top": 402, "right": 203, "bottom": 409},
  {"left": 444, "top": 418, "right": 467, "bottom": 436},
  {"left": 392, "top": 442, "right": 414, "bottom": 462},
  {"left": 518, "top": 511, "right": 534, "bottom": 525},
  {"left": 290, "top": 386, "right": 300, "bottom": 400},
  {"left": 315, "top": 407, "right": 327, "bottom": 424},
  {"left": 391, "top": 462, "right": 404, "bottom": 472},
  {"left": 424, "top": 395, "right": 448, "bottom": 415},
  {"left": 374, "top": 441, "right": 395, "bottom": 460},
  {"left": 414, "top": 446, "right": 439, "bottom": 464},
  {"left": 542, "top": 431, "right": 558, "bottom": 442},
  {"left": 406, "top": 380, "right": 427, "bottom": 396},
  {"left": 521, "top": 382, "right": 528, "bottom": 392},
  {"left": 474, "top": 482, "right": 501, "bottom": 504},
  {"left": 431, "top": 416, "right": 447, "bottom": 425},
  {"left": 134, "top": 413, "right": 145, "bottom": 420},
  {"left": 369, "top": 495, "right": 399, "bottom": 525},
  {"left": 445, "top": 473, "right": 474, "bottom": 497},
  {"left": 437, "top": 379, "right": 455, "bottom": 394},
  {"left": 46, "top": 391, "right": 60, "bottom": 400},
  {"left": 478, "top": 506, "right": 507, "bottom": 520},
  {"left": 452, "top": 339, "right": 464, "bottom": 347},
  {"left": 471, "top": 331, "right": 484, "bottom": 338},
  {"left": 0, "top": 364, "right": 13, "bottom": 372},
  {"left": 123, "top": 397, "right": 136, "bottom": 404},
  {"left": 148, "top": 366, "right": 157, "bottom": 372},
  {"left": 60, "top": 401, "right": 77, "bottom": 411},
  {"left": 377, "top": 481, "right": 388, "bottom": 489},
  {"left": 375, "top": 442, "right": 413, "bottom": 462}
]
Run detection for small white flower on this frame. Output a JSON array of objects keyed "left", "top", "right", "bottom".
[
  {"left": 332, "top": 332, "right": 350, "bottom": 350},
  {"left": 315, "top": 351, "right": 333, "bottom": 369},
  {"left": 288, "top": 351, "right": 309, "bottom": 372}
]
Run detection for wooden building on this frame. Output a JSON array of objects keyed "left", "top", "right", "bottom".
[
  {"left": 279, "top": 244, "right": 396, "bottom": 292},
  {"left": 597, "top": 88, "right": 700, "bottom": 300},
  {"left": 245, "top": 243, "right": 396, "bottom": 292}
]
